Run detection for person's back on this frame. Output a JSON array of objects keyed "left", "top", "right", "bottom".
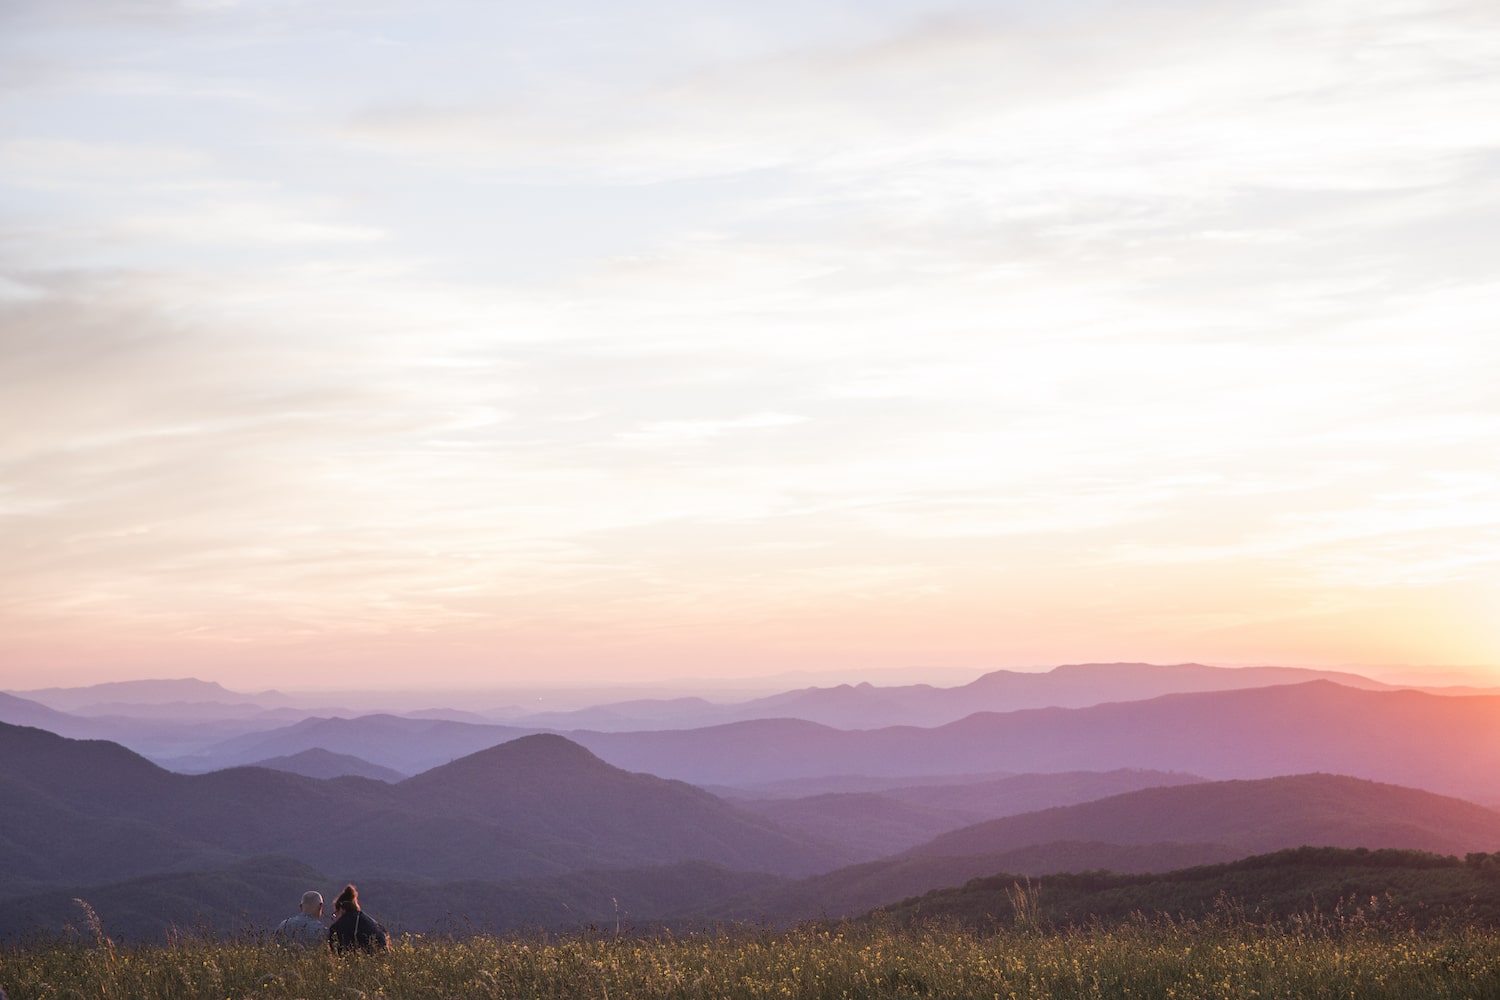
[
  {"left": 276, "top": 910, "right": 326, "bottom": 945},
  {"left": 274, "top": 890, "right": 327, "bottom": 947},
  {"left": 327, "top": 883, "right": 388, "bottom": 954}
]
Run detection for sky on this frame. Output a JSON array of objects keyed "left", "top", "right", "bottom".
[{"left": 2, "top": 0, "right": 1498, "bottom": 693}]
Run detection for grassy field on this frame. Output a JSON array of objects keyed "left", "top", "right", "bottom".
[{"left": 6, "top": 901, "right": 1500, "bottom": 1000}]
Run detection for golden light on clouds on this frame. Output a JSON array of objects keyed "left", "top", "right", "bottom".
[{"left": 1, "top": 0, "right": 1498, "bottom": 690}]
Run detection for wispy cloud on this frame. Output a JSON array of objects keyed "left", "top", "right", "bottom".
[{"left": 2, "top": 0, "right": 1498, "bottom": 686}]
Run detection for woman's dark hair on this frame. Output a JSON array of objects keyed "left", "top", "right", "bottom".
[{"left": 334, "top": 884, "right": 360, "bottom": 913}]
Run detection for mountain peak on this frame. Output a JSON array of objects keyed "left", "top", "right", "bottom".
[
  {"left": 247, "top": 747, "right": 407, "bottom": 782},
  {"left": 402, "top": 733, "right": 613, "bottom": 789},
  {"left": 478, "top": 732, "right": 603, "bottom": 766}
]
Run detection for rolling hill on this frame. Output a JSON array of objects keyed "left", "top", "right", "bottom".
[
  {"left": 709, "top": 773, "right": 1500, "bottom": 925},
  {"left": 905, "top": 773, "right": 1500, "bottom": 859},
  {"left": 736, "top": 769, "right": 1204, "bottom": 859},
  {"left": 0, "top": 722, "right": 845, "bottom": 897},
  {"left": 396, "top": 734, "right": 846, "bottom": 874}
]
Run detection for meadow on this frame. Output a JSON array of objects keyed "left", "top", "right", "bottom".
[{"left": 6, "top": 902, "right": 1500, "bottom": 1000}]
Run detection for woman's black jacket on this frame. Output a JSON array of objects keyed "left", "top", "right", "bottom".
[{"left": 328, "top": 909, "right": 389, "bottom": 954}]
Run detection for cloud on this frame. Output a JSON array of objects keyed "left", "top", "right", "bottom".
[
  {"left": 3, "top": 0, "right": 1499, "bottom": 681},
  {"left": 326, "top": 0, "right": 1500, "bottom": 361},
  {"left": 615, "top": 412, "right": 810, "bottom": 448},
  {"left": 0, "top": 138, "right": 210, "bottom": 187},
  {"left": 339, "top": 0, "right": 1500, "bottom": 191},
  {"left": 116, "top": 203, "right": 386, "bottom": 245}
]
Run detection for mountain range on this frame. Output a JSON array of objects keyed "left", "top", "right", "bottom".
[
  {"left": 8, "top": 664, "right": 1500, "bottom": 943},
  {"left": 29, "top": 678, "right": 1494, "bottom": 806},
  {"left": 10, "top": 678, "right": 290, "bottom": 713},
  {"left": 9, "top": 661, "right": 1485, "bottom": 767},
  {"left": 565, "top": 682, "right": 1500, "bottom": 802},
  {"left": 504, "top": 662, "right": 1402, "bottom": 730},
  {"left": 6, "top": 712, "right": 1500, "bottom": 940},
  {"left": 0, "top": 722, "right": 843, "bottom": 897}
]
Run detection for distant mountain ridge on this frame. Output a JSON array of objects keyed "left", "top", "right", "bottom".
[
  {"left": 506, "top": 662, "right": 1402, "bottom": 730},
  {"left": 13, "top": 663, "right": 1493, "bottom": 775},
  {"left": 133, "top": 680, "right": 1500, "bottom": 805},
  {"left": 565, "top": 681, "right": 1500, "bottom": 803},
  {"left": 0, "top": 691, "right": 350, "bottom": 760},
  {"left": 11, "top": 678, "right": 291, "bottom": 712},
  {"left": 4, "top": 662, "right": 1429, "bottom": 751}
]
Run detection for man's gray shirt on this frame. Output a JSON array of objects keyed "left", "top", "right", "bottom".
[{"left": 275, "top": 911, "right": 326, "bottom": 946}]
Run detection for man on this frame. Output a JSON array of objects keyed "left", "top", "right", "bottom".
[{"left": 274, "top": 890, "right": 326, "bottom": 946}]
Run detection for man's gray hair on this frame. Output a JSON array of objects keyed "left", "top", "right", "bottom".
[{"left": 302, "top": 890, "right": 323, "bottom": 906}]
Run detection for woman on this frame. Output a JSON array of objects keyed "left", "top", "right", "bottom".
[{"left": 327, "top": 883, "right": 389, "bottom": 954}]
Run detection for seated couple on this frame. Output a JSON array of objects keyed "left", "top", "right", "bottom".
[{"left": 274, "top": 884, "right": 388, "bottom": 953}]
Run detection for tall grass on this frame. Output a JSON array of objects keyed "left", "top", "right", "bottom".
[{"left": 4, "top": 904, "right": 1499, "bottom": 999}]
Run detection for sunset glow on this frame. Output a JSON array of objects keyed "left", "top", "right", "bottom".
[{"left": 2, "top": 0, "right": 1498, "bottom": 691}]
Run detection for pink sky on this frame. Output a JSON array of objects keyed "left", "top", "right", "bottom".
[{"left": 2, "top": 0, "right": 1498, "bottom": 693}]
